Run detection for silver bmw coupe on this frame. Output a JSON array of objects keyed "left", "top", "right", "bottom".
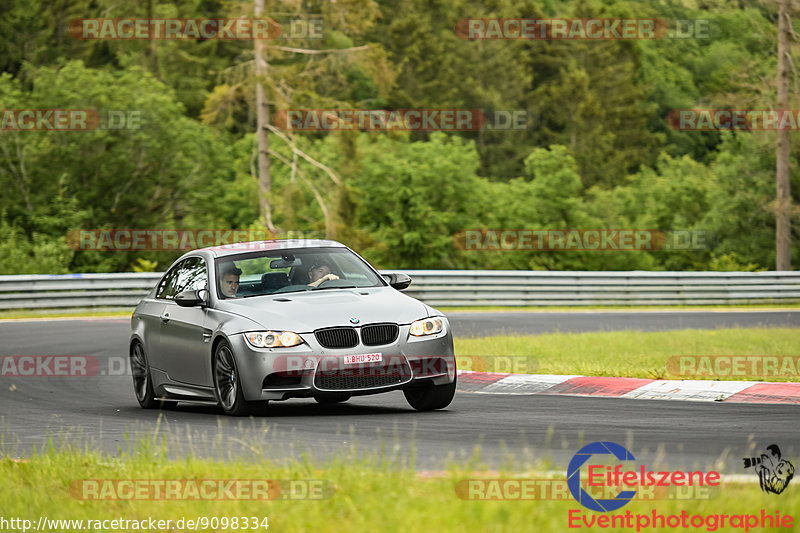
[{"left": 129, "top": 240, "right": 457, "bottom": 415}]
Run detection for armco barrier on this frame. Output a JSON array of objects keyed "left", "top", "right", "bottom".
[
  {"left": 399, "top": 270, "right": 800, "bottom": 306},
  {"left": 0, "top": 273, "right": 162, "bottom": 310},
  {"left": 0, "top": 271, "right": 798, "bottom": 310}
]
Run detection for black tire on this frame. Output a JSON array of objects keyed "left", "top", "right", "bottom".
[
  {"left": 314, "top": 394, "right": 351, "bottom": 405},
  {"left": 213, "top": 340, "right": 252, "bottom": 416},
  {"left": 130, "top": 341, "right": 176, "bottom": 410},
  {"left": 403, "top": 373, "right": 457, "bottom": 411},
  {"left": 247, "top": 400, "right": 270, "bottom": 416}
]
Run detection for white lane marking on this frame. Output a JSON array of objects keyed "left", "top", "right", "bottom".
[
  {"left": 478, "top": 374, "right": 579, "bottom": 395},
  {"left": 620, "top": 379, "right": 761, "bottom": 402},
  {"left": 460, "top": 372, "right": 782, "bottom": 403}
]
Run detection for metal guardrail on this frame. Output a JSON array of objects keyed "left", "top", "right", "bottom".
[
  {"left": 400, "top": 270, "right": 800, "bottom": 306},
  {"left": 0, "top": 273, "right": 162, "bottom": 310},
  {"left": 0, "top": 271, "right": 798, "bottom": 310}
]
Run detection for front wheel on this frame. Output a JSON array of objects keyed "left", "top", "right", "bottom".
[
  {"left": 403, "top": 373, "right": 457, "bottom": 411},
  {"left": 213, "top": 340, "right": 269, "bottom": 416},
  {"left": 213, "top": 340, "right": 251, "bottom": 416},
  {"left": 130, "top": 341, "right": 176, "bottom": 410}
]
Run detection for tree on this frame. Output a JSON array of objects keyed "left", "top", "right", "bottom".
[
  {"left": 353, "top": 132, "right": 486, "bottom": 268},
  {"left": 201, "top": 0, "right": 393, "bottom": 238},
  {"left": 254, "top": 0, "right": 275, "bottom": 233},
  {"left": 776, "top": 0, "right": 792, "bottom": 270},
  {"left": 0, "top": 61, "right": 235, "bottom": 273}
]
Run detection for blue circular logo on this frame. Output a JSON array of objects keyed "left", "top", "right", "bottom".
[
  {"left": 349, "top": 318, "right": 359, "bottom": 324},
  {"left": 567, "top": 441, "right": 637, "bottom": 512}
]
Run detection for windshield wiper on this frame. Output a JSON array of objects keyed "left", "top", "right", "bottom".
[{"left": 312, "top": 285, "right": 357, "bottom": 290}]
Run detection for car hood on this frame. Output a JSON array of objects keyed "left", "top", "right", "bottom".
[{"left": 214, "top": 287, "right": 430, "bottom": 333}]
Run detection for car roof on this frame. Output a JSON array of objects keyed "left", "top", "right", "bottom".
[{"left": 200, "top": 239, "right": 347, "bottom": 258}]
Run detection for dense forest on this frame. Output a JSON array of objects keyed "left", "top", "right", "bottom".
[{"left": 0, "top": 0, "right": 797, "bottom": 274}]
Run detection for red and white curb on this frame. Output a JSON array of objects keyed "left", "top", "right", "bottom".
[{"left": 456, "top": 370, "right": 800, "bottom": 404}]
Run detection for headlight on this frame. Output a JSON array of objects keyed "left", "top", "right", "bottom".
[
  {"left": 409, "top": 317, "right": 444, "bottom": 337},
  {"left": 245, "top": 331, "right": 303, "bottom": 348}
]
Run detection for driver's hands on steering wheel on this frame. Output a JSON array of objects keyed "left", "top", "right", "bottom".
[{"left": 308, "top": 273, "right": 339, "bottom": 287}]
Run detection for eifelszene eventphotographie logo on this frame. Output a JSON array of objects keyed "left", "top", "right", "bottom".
[{"left": 743, "top": 444, "right": 794, "bottom": 495}]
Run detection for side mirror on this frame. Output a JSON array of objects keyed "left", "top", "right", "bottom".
[
  {"left": 175, "top": 289, "right": 208, "bottom": 307},
  {"left": 383, "top": 272, "right": 412, "bottom": 291}
]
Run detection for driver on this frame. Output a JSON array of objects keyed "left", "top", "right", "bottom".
[
  {"left": 307, "top": 262, "right": 339, "bottom": 287},
  {"left": 219, "top": 265, "right": 242, "bottom": 297}
]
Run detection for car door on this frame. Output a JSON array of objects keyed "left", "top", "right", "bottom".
[
  {"left": 158, "top": 256, "right": 213, "bottom": 387},
  {"left": 141, "top": 265, "right": 180, "bottom": 372}
]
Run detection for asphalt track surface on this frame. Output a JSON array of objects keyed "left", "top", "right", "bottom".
[
  {"left": 0, "top": 311, "right": 797, "bottom": 472},
  {"left": 449, "top": 309, "right": 800, "bottom": 337}
]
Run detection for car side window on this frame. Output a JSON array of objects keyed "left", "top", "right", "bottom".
[
  {"left": 156, "top": 257, "right": 207, "bottom": 300},
  {"left": 155, "top": 264, "right": 181, "bottom": 300},
  {"left": 174, "top": 257, "right": 208, "bottom": 295}
]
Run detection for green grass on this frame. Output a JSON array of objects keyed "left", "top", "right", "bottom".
[
  {"left": 455, "top": 328, "right": 800, "bottom": 381},
  {"left": 1, "top": 437, "right": 795, "bottom": 533},
  {"left": 0, "top": 309, "right": 132, "bottom": 320},
  {"left": 439, "top": 303, "right": 800, "bottom": 312},
  {"left": 2, "top": 303, "right": 799, "bottom": 321}
]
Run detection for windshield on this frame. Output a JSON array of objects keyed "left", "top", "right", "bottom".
[{"left": 215, "top": 247, "right": 385, "bottom": 298}]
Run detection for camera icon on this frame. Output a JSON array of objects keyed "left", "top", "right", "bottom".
[{"left": 742, "top": 456, "right": 763, "bottom": 469}]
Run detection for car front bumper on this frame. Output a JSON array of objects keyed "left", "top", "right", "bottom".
[{"left": 229, "top": 322, "right": 456, "bottom": 401}]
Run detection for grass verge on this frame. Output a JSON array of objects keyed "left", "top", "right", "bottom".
[
  {"left": 440, "top": 303, "right": 800, "bottom": 312},
  {"left": 2, "top": 303, "right": 799, "bottom": 321},
  {"left": 0, "top": 438, "right": 793, "bottom": 533},
  {"left": 455, "top": 328, "right": 800, "bottom": 381},
  {"left": 0, "top": 309, "right": 132, "bottom": 320}
]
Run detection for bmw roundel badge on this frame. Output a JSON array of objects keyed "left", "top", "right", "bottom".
[{"left": 349, "top": 317, "right": 359, "bottom": 324}]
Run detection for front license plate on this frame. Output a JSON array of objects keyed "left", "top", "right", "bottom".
[{"left": 343, "top": 353, "right": 382, "bottom": 365}]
